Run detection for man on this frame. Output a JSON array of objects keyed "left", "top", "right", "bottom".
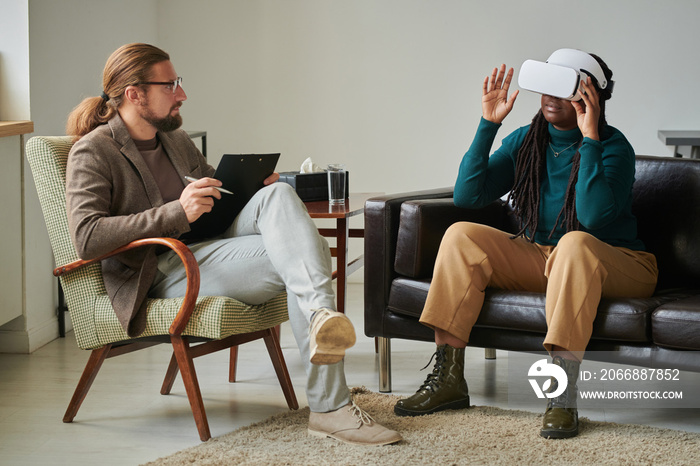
[{"left": 65, "top": 43, "right": 401, "bottom": 446}]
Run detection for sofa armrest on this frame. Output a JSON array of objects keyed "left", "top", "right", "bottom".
[
  {"left": 394, "top": 198, "right": 512, "bottom": 278},
  {"left": 364, "top": 187, "right": 454, "bottom": 337}
]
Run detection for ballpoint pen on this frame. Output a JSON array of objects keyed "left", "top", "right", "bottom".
[{"left": 184, "top": 176, "right": 234, "bottom": 195}]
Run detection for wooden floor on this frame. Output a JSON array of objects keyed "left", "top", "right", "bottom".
[{"left": 1, "top": 283, "right": 699, "bottom": 465}]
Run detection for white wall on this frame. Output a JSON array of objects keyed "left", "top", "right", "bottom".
[
  {"left": 157, "top": 0, "right": 700, "bottom": 195},
  {"left": 29, "top": 0, "right": 160, "bottom": 137},
  {"left": 0, "top": 0, "right": 33, "bottom": 350},
  {"left": 0, "top": 0, "right": 30, "bottom": 120}
]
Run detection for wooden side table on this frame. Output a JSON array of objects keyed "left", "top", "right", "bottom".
[{"left": 304, "top": 193, "right": 379, "bottom": 313}]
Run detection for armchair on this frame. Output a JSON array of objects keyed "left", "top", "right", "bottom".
[{"left": 26, "top": 136, "right": 297, "bottom": 441}]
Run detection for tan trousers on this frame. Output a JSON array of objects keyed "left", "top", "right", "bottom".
[{"left": 419, "top": 222, "right": 658, "bottom": 356}]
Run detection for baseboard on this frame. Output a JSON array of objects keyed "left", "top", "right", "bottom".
[
  {"left": 0, "top": 316, "right": 59, "bottom": 353},
  {"left": 0, "top": 329, "right": 30, "bottom": 353}
]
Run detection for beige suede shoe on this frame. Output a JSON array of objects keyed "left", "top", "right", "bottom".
[
  {"left": 309, "top": 308, "right": 356, "bottom": 365},
  {"left": 308, "top": 401, "right": 403, "bottom": 446}
]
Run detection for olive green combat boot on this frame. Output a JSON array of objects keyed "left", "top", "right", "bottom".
[
  {"left": 394, "top": 344, "right": 470, "bottom": 417},
  {"left": 540, "top": 355, "right": 580, "bottom": 439}
]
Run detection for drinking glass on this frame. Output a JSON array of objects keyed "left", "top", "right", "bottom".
[{"left": 327, "top": 164, "right": 346, "bottom": 205}]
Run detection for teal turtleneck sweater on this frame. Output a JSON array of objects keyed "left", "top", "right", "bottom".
[{"left": 454, "top": 117, "right": 644, "bottom": 250}]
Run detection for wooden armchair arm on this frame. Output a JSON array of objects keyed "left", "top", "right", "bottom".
[{"left": 53, "top": 237, "right": 200, "bottom": 336}]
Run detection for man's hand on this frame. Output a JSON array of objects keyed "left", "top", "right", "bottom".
[
  {"left": 179, "top": 177, "right": 222, "bottom": 223},
  {"left": 482, "top": 64, "right": 519, "bottom": 125},
  {"left": 264, "top": 172, "right": 280, "bottom": 185}
]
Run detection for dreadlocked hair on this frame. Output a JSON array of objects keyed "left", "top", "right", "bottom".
[
  {"left": 508, "top": 52, "right": 613, "bottom": 242},
  {"left": 508, "top": 110, "right": 548, "bottom": 241}
]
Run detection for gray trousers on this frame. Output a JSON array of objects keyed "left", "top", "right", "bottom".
[{"left": 150, "top": 182, "right": 350, "bottom": 412}]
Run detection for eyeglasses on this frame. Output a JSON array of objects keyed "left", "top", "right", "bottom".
[{"left": 137, "top": 77, "right": 183, "bottom": 94}]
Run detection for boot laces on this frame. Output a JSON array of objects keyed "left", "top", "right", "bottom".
[
  {"left": 348, "top": 399, "right": 375, "bottom": 426},
  {"left": 546, "top": 357, "right": 579, "bottom": 410},
  {"left": 546, "top": 379, "right": 568, "bottom": 409},
  {"left": 417, "top": 347, "right": 447, "bottom": 393}
]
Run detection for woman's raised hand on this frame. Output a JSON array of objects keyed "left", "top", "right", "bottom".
[
  {"left": 482, "top": 64, "right": 519, "bottom": 124},
  {"left": 571, "top": 76, "right": 601, "bottom": 141}
]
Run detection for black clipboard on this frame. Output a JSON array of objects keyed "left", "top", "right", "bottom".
[{"left": 182, "top": 153, "right": 280, "bottom": 241}]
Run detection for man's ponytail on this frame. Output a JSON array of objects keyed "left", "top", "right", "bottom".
[{"left": 65, "top": 43, "right": 170, "bottom": 140}]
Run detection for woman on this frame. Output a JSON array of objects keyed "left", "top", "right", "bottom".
[{"left": 393, "top": 50, "right": 658, "bottom": 439}]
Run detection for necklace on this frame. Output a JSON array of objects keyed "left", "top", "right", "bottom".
[{"left": 549, "top": 140, "right": 580, "bottom": 157}]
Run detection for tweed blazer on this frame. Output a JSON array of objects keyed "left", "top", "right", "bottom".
[{"left": 66, "top": 114, "right": 214, "bottom": 337}]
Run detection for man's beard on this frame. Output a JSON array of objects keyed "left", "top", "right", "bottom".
[{"left": 140, "top": 102, "right": 183, "bottom": 133}]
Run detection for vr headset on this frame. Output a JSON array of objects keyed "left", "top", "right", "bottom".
[{"left": 517, "top": 48, "right": 613, "bottom": 101}]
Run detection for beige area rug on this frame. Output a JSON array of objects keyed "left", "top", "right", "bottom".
[{"left": 146, "top": 387, "right": 700, "bottom": 465}]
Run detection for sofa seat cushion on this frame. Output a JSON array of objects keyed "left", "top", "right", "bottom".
[
  {"left": 652, "top": 295, "right": 700, "bottom": 350},
  {"left": 388, "top": 277, "right": 692, "bottom": 343}
]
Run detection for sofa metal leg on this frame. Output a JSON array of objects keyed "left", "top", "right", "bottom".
[
  {"left": 378, "top": 337, "right": 392, "bottom": 393},
  {"left": 485, "top": 348, "right": 496, "bottom": 360}
]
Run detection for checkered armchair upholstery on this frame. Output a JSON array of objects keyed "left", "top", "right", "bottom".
[
  {"left": 25, "top": 136, "right": 298, "bottom": 441},
  {"left": 26, "top": 136, "right": 289, "bottom": 349}
]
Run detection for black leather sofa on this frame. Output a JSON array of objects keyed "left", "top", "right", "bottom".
[{"left": 364, "top": 155, "right": 700, "bottom": 392}]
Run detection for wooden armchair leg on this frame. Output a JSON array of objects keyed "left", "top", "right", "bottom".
[
  {"left": 161, "top": 352, "right": 179, "bottom": 395},
  {"left": 170, "top": 335, "right": 211, "bottom": 442},
  {"left": 229, "top": 325, "right": 280, "bottom": 383},
  {"left": 63, "top": 345, "right": 112, "bottom": 422},
  {"left": 228, "top": 346, "right": 239, "bottom": 383},
  {"left": 262, "top": 328, "right": 298, "bottom": 410}
]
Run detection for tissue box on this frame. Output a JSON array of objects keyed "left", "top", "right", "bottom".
[{"left": 278, "top": 171, "right": 350, "bottom": 202}]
